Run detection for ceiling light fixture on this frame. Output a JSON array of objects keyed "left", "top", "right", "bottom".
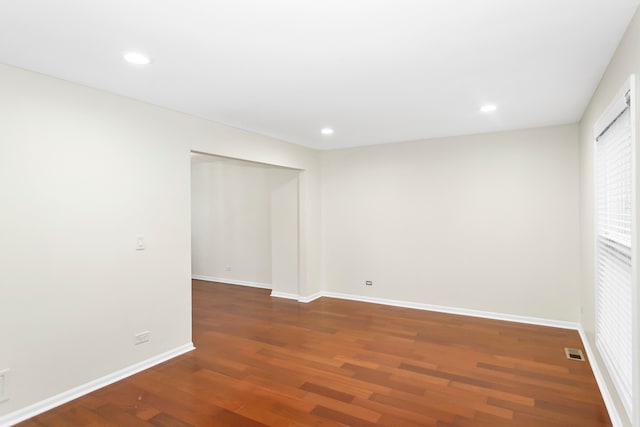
[
  {"left": 480, "top": 104, "right": 497, "bottom": 113},
  {"left": 123, "top": 52, "right": 150, "bottom": 65},
  {"left": 321, "top": 128, "right": 334, "bottom": 135}
]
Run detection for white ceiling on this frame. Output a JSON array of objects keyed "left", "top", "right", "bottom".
[{"left": 0, "top": 0, "right": 638, "bottom": 150}]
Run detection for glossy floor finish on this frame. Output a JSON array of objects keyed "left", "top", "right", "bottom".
[{"left": 19, "top": 280, "right": 611, "bottom": 426}]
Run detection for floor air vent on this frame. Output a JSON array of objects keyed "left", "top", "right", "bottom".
[{"left": 564, "top": 347, "right": 585, "bottom": 361}]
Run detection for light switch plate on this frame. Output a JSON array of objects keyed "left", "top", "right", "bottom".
[{"left": 136, "top": 234, "right": 145, "bottom": 251}]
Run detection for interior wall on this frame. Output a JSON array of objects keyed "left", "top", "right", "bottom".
[
  {"left": 579, "top": 7, "right": 640, "bottom": 427},
  {"left": 270, "top": 168, "right": 301, "bottom": 296},
  {"left": 321, "top": 124, "right": 580, "bottom": 322},
  {"left": 0, "top": 63, "right": 321, "bottom": 419},
  {"left": 191, "top": 158, "right": 273, "bottom": 286}
]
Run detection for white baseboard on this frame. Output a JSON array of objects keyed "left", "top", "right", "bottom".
[
  {"left": 192, "top": 275, "right": 271, "bottom": 289},
  {"left": 298, "top": 292, "right": 323, "bottom": 303},
  {"left": 269, "top": 291, "right": 323, "bottom": 303},
  {"left": 577, "top": 327, "right": 624, "bottom": 427},
  {"left": 270, "top": 291, "right": 300, "bottom": 300},
  {"left": 304, "top": 291, "right": 581, "bottom": 330},
  {"left": 0, "top": 343, "right": 195, "bottom": 427},
  {"left": 201, "top": 279, "right": 577, "bottom": 330}
]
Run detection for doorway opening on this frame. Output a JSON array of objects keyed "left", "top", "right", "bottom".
[{"left": 189, "top": 151, "right": 301, "bottom": 301}]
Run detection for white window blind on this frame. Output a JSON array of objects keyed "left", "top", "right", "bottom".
[{"left": 594, "top": 80, "right": 635, "bottom": 419}]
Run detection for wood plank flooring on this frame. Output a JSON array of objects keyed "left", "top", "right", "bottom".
[{"left": 18, "top": 280, "right": 611, "bottom": 426}]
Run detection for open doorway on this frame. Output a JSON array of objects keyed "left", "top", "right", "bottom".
[{"left": 189, "top": 151, "right": 301, "bottom": 298}]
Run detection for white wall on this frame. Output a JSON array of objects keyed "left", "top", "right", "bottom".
[
  {"left": 321, "top": 124, "right": 580, "bottom": 321},
  {"left": 191, "top": 157, "right": 273, "bottom": 286},
  {"left": 270, "top": 168, "right": 301, "bottom": 296},
  {"left": 0, "top": 63, "right": 321, "bottom": 419},
  {"left": 579, "top": 7, "right": 640, "bottom": 427}
]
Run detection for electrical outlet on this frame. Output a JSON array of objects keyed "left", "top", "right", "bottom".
[
  {"left": 0, "top": 368, "right": 9, "bottom": 403},
  {"left": 134, "top": 331, "right": 150, "bottom": 345},
  {"left": 365, "top": 281, "right": 373, "bottom": 286}
]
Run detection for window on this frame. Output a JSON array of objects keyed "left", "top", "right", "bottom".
[{"left": 594, "top": 76, "right": 636, "bottom": 421}]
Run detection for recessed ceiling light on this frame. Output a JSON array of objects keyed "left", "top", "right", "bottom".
[
  {"left": 123, "top": 52, "right": 150, "bottom": 65},
  {"left": 321, "top": 128, "right": 334, "bottom": 135},
  {"left": 480, "top": 104, "right": 497, "bottom": 113}
]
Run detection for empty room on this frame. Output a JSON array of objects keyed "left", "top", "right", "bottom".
[{"left": 1, "top": 1, "right": 639, "bottom": 426}]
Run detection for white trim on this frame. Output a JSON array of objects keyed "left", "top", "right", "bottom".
[
  {"left": 298, "top": 292, "right": 323, "bottom": 303},
  {"left": 630, "top": 74, "right": 639, "bottom": 427},
  {"left": 318, "top": 291, "right": 580, "bottom": 330},
  {"left": 268, "top": 291, "right": 323, "bottom": 303},
  {"left": 280, "top": 289, "right": 580, "bottom": 330},
  {"left": 270, "top": 291, "right": 300, "bottom": 300},
  {"left": 578, "top": 327, "right": 625, "bottom": 427},
  {"left": 192, "top": 275, "right": 272, "bottom": 289},
  {"left": 0, "top": 343, "right": 195, "bottom": 427}
]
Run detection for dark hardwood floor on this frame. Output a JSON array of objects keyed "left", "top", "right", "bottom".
[{"left": 19, "top": 280, "right": 611, "bottom": 426}]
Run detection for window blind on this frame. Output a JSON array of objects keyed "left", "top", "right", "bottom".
[{"left": 595, "top": 87, "right": 634, "bottom": 418}]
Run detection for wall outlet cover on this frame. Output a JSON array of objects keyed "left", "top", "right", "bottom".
[
  {"left": 0, "top": 368, "right": 9, "bottom": 403},
  {"left": 134, "top": 331, "right": 150, "bottom": 345}
]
